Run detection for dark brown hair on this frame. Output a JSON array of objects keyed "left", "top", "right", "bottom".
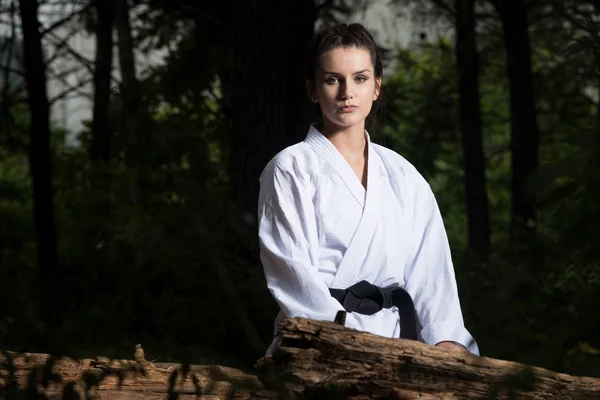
[{"left": 305, "top": 23, "right": 386, "bottom": 129}]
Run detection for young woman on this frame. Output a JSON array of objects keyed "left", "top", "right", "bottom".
[{"left": 258, "top": 23, "right": 479, "bottom": 355}]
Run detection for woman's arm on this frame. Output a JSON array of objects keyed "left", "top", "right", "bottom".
[
  {"left": 258, "top": 160, "right": 362, "bottom": 331},
  {"left": 403, "top": 180, "right": 480, "bottom": 355}
]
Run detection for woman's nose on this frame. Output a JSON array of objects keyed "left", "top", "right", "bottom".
[{"left": 340, "top": 82, "right": 354, "bottom": 100}]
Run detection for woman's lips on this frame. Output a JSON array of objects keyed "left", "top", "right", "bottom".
[{"left": 339, "top": 105, "right": 357, "bottom": 113}]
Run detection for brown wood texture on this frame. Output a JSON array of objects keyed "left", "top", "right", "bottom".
[
  {"left": 2, "top": 318, "right": 600, "bottom": 399},
  {"left": 256, "top": 318, "right": 600, "bottom": 399},
  {"left": 0, "top": 349, "right": 272, "bottom": 399}
]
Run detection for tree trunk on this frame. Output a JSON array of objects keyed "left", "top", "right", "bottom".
[
  {"left": 90, "top": 0, "right": 114, "bottom": 164},
  {"left": 114, "top": 0, "right": 142, "bottom": 206},
  {"left": 593, "top": 3, "right": 600, "bottom": 193},
  {"left": 229, "top": 1, "right": 314, "bottom": 216},
  {"left": 283, "top": 1, "right": 318, "bottom": 148},
  {"left": 454, "top": 0, "right": 491, "bottom": 261},
  {"left": 229, "top": 0, "right": 287, "bottom": 215},
  {"left": 494, "top": 0, "right": 540, "bottom": 245},
  {"left": 17, "top": 0, "right": 62, "bottom": 344},
  {"left": 592, "top": 81, "right": 600, "bottom": 193},
  {"left": 88, "top": 0, "right": 114, "bottom": 244},
  {"left": 113, "top": 0, "right": 146, "bottom": 327}
]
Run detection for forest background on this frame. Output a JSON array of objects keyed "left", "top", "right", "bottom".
[{"left": 0, "top": 0, "right": 599, "bottom": 378}]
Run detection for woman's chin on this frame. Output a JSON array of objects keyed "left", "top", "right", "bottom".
[{"left": 324, "top": 115, "right": 366, "bottom": 129}]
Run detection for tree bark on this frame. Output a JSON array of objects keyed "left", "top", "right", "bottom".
[
  {"left": 3, "top": 320, "right": 600, "bottom": 399},
  {"left": 590, "top": 0, "right": 600, "bottom": 195},
  {"left": 86, "top": 0, "right": 115, "bottom": 263},
  {"left": 592, "top": 79, "right": 600, "bottom": 193},
  {"left": 114, "top": 0, "right": 142, "bottom": 206},
  {"left": 17, "top": 0, "right": 62, "bottom": 344},
  {"left": 493, "top": 0, "right": 540, "bottom": 245},
  {"left": 454, "top": 0, "right": 491, "bottom": 261},
  {"left": 229, "top": 1, "right": 316, "bottom": 216},
  {"left": 230, "top": 0, "right": 287, "bottom": 215},
  {"left": 90, "top": 0, "right": 114, "bottom": 164},
  {"left": 283, "top": 1, "right": 318, "bottom": 148},
  {"left": 257, "top": 318, "right": 600, "bottom": 399},
  {"left": 0, "top": 349, "right": 272, "bottom": 399}
]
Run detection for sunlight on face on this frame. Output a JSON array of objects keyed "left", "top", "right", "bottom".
[{"left": 311, "top": 46, "right": 381, "bottom": 131}]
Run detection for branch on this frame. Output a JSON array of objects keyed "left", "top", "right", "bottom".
[
  {"left": 44, "top": 32, "right": 95, "bottom": 75},
  {"left": 139, "top": 0, "right": 228, "bottom": 27},
  {"left": 0, "top": 64, "right": 24, "bottom": 77},
  {"left": 552, "top": 0, "right": 600, "bottom": 39},
  {"left": 48, "top": 75, "right": 93, "bottom": 105},
  {"left": 40, "top": 2, "right": 93, "bottom": 36},
  {"left": 46, "top": 61, "right": 92, "bottom": 104},
  {"left": 582, "top": 91, "right": 599, "bottom": 107},
  {"left": 44, "top": 30, "right": 122, "bottom": 87},
  {"left": 49, "top": 65, "right": 86, "bottom": 80},
  {"left": 43, "top": 21, "right": 82, "bottom": 66}
]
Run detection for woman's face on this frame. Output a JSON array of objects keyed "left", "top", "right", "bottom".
[{"left": 309, "top": 46, "right": 381, "bottom": 131}]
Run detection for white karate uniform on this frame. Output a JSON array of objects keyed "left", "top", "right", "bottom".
[{"left": 258, "top": 124, "right": 479, "bottom": 355}]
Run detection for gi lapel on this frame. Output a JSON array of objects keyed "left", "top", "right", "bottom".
[
  {"left": 305, "top": 125, "right": 365, "bottom": 207},
  {"left": 304, "top": 125, "right": 381, "bottom": 290},
  {"left": 329, "top": 140, "right": 381, "bottom": 289}
]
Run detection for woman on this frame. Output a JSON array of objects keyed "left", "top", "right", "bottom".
[{"left": 258, "top": 23, "right": 479, "bottom": 355}]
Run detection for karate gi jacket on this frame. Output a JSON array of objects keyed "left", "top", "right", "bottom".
[{"left": 258, "top": 124, "right": 479, "bottom": 355}]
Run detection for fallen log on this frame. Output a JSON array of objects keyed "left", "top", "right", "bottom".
[
  {"left": 1, "top": 318, "right": 599, "bottom": 399},
  {"left": 256, "top": 317, "right": 600, "bottom": 399},
  {"left": 0, "top": 346, "right": 272, "bottom": 399}
]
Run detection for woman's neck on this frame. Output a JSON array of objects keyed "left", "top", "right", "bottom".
[{"left": 320, "top": 120, "right": 367, "bottom": 161}]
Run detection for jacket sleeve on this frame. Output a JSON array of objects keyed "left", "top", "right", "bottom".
[
  {"left": 258, "top": 160, "right": 362, "bottom": 332},
  {"left": 403, "top": 179, "right": 480, "bottom": 355}
]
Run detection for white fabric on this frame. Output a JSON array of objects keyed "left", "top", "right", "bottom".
[{"left": 258, "top": 124, "right": 479, "bottom": 355}]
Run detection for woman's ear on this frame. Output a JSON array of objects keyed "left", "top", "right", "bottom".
[
  {"left": 373, "top": 77, "right": 382, "bottom": 100},
  {"left": 306, "top": 80, "right": 319, "bottom": 103}
]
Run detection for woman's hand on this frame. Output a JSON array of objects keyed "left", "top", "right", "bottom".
[{"left": 435, "top": 341, "right": 468, "bottom": 353}]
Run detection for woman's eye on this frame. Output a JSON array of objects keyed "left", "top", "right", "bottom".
[
  {"left": 356, "top": 76, "right": 368, "bottom": 82},
  {"left": 325, "top": 77, "right": 339, "bottom": 84}
]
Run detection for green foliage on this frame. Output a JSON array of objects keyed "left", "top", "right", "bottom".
[
  {"left": 0, "top": 100, "right": 37, "bottom": 348},
  {"left": 381, "top": 39, "right": 469, "bottom": 246},
  {"left": 379, "top": 20, "right": 600, "bottom": 375},
  {"left": 50, "top": 84, "right": 271, "bottom": 365},
  {"left": 1, "top": 66, "right": 273, "bottom": 368}
]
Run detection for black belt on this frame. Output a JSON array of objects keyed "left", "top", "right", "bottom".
[{"left": 329, "top": 280, "right": 418, "bottom": 340}]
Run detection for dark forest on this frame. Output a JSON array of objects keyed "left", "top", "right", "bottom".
[{"left": 0, "top": 0, "right": 599, "bottom": 386}]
